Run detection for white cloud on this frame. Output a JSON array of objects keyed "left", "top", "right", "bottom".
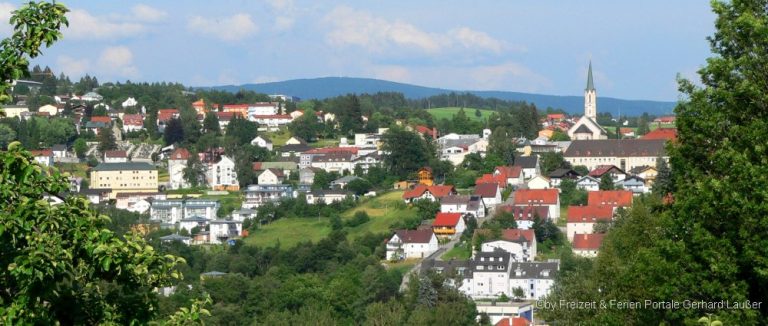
[
  {"left": 187, "top": 14, "right": 258, "bottom": 41},
  {"left": 448, "top": 27, "right": 505, "bottom": 53},
  {"left": 0, "top": 2, "right": 15, "bottom": 36},
  {"left": 56, "top": 56, "right": 89, "bottom": 78},
  {"left": 98, "top": 46, "right": 139, "bottom": 78},
  {"left": 66, "top": 9, "right": 144, "bottom": 39},
  {"left": 324, "top": 6, "right": 441, "bottom": 53},
  {"left": 131, "top": 4, "right": 167, "bottom": 22}
]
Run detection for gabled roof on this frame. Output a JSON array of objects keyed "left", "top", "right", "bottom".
[
  {"left": 433, "top": 212, "right": 462, "bottom": 227},
  {"left": 474, "top": 183, "right": 499, "bottom": 198},
  {"left": 501, "top": 228, "right": 535, "bottom": 244},
  {"left": 572, "top": 233, "right": 605, "bottom": 250},
  {"left": 440, "top": 195, "right": 471, "bottom": 205},
  {"left": 513, "top": 155, "right": 538, "bottom": 169},
  {"left": 588, "top": 165, "right": 625, "bottom": 177},
  {"left": 628, "top": 165, "right": 655, "bottom": 174},
  {"left": 641, "top": 128, "right": 678, "bottom": 141},
  {"left": 263, "top": 168, "right": 284, "bottom": 178},
  {"left": 216, "top": 112, "right": 234, "bottom": 121},
  {"left": 90, "top": 116, "right": 111, "bottom": 123},
  {"left": 122, "top": 114, "right": 143, "bottom": 125},
  {"left": 574, "top": 124, "right": 593, "bottom": 134},
  {"left": 157, "top": 109, "right": 179, "bottom": 122},
  {"left": 170, "top": 148, "right": 191, "bottom": 161},
  {"left": 567, "top": 205, "right": 613, "bottom": 223},
  {"left": 475, "top": 174, "right": 506, "bottom": 189},
  {"left": 496, "top": 316, "right": 531, "bottom": 326},
  {"left": 549, "top": 168, "right": 581, "bottom": 178},
  {"left": 497, "top": 205, "right": 550, "bottom": 221},
  {"left": 52, "top": 144, "right": 67, "bottom": 151},
  {"left": 30, "top": 149, "right": 53, "bottom": 157},
  {"left": 304, "top": 147, "right": 359, "bottom": 155},
  {"left": 513, "top": 189, "right": 559, "bottom": 205},
  {"left": 495, "top": 165, "right": 522, "bottom": 178},
  {"left": 403, "top": 185, "right": 456, "bottom": 199},
  {"left": 392, "top": 229, "right": 434, "bottom": 244},
  {"left": 588, "top": 190, "right": 633, "bottom": 207},
  {"left": 564, "top": 139, "right": 667, "bottom": 158},
  {"left": 279, "top": 143, "right": 312, "bottom": 153}
]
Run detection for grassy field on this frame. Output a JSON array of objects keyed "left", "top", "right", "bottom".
[
  {"left": 310, "top": 138, "right": 340, "bottom": 148},
  {"left": 557, "top": 205, "right": 568, "bottom": 227},
  {"left": 441, "top": 241, "right": 472, "bottom": 260},
  {"left": 427, "top": 107, "right": 496, "bottom": 122},
  {"left": 243, "top": 191, "right": 416, "bottom": 248},
  {"left": 383, "top": 259, "right": 419, "bottom": 275},
  {"left": 264, "top": 128, "right": 292, "bottom": 146},
  {"left": 56, "top": 162, "right": 89, "bottom": 179}
]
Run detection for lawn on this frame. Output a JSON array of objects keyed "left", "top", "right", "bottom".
[
  {"left": 557, "top": 205, "right": 568, "bottom": 227},
  {"left": 264, "top": 128, "right": 292, "bottom": 146},
  {"left": 245, "top": 218, "right": 331, "bottom": 248},
  {"left": 310, "top": 138, "right": 339, "bottom": 148},
  {"left": 427, "top": 107, "right": 496, "bottom": 122},
  {"left": 56, "top": 162, "right": 89, "bottom": 179},
  {"left": 242, "top": 191, "right": 416, "bottom": 248},
  {"left": 158, "top": 169, "right": 169, "bottom": 183},
  {"left": 383, "top": 259, "right": 419, "bottom": 275},
  {"left": 343, "top": 191, "right": 417, "bottom": 238},
  {"left": 441, "top": 241, "right": 472, "bottom": 260}
]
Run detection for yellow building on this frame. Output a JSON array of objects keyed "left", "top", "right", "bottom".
[
  {"left": 90, "top": 162, "right": 158, "bottom": 199},
  {"left": 417, "top": 167, "right": 434, "bottom": 186}
]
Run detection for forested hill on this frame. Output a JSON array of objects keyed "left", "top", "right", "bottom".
[{"left": 209, "top": 77, "right": 676, "bottom": 116}]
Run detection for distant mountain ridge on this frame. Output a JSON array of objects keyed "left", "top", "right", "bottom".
[{"left": 208, "top": 77, "right": 676, "bottom": 116}]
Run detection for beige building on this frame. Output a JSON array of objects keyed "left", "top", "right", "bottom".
[
  {"left": 90, "top": 162, "right": 158, "bottom": 199},
  {"left": 564, "top": 139, "right": 667, "bottom": 171},
  {"left": 1, "top": 106, "right": 29, "bottom": 118}
]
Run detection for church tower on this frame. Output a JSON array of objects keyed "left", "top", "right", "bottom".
[{"left": 584, "top": 61, "right": 597, "bottom": 119}]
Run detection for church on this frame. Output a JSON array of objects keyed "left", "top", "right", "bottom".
[{"left": 567, "top": 62, "right": 608, "bottom": 140}]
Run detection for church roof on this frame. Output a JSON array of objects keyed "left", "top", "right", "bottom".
[
  {"left": 586, "top": 61, "right": 595, "bottom": 91},
  {"left": 574, "top": 124, "right": 593, "bottom": 134}
]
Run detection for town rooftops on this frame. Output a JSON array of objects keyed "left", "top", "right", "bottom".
[
  {"left": 157, "top": 108, "right": 179, "bottom": 122},
  {"left": 501, "top": 228, "right": 536, "bottom": 244},
  {"left": 496, "top": 165, "right": 523, "bottom": 178},
  {"left": 564, "top": 139, "right": 667, "bottom": 157},
  {"left": 473, "top": 183, "right": 499, "bottom": 198},
  {"left": 512, "top": 189, "right": 559, "bottom": 205},
  {"left": 92, "top": 162, "right": 156, "bottom": 171},
  {"left": 123, "top": 114, "right": 143, "bottom": 125},
  {"left": 588, "top": 190, "right": 633, "bottom": 207},
  {"left": 567, "top": 205, "right": 614, "bottom": 223},
  {"left": 588, "top": 165, "right": 625, "bottom": 177},
  {"left": 304, "top": 147, "right": 359, "bottom": 155},
  {"left": 641, "top": 128, "right": 678, "bottom": 141},
  {"left": 403, "top": 184, "right": 456, "bottom": 200},
  {"left": 572, "top": 233, "right": 606, "bottom": 250},
  {"left": 432, "top": 212, "right": 462, "bottom": 227},
  {"left": 392, "top": 229, "right": 435, "bottom": 244},
  {"left": 159, "top": 234, "right": 191, "bottom": 242},
  {"left": 497, "top": 205, "right": 550, "bottom": 221}
]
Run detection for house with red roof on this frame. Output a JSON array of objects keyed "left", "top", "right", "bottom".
[
  {"left": 216, "top": 112, "right": 235, "bottom": 130},
  {"left": 157, "top": 109, "right": 180, "bottom": 132},
  {"left": 104, "top": 150, "right": 128, "bottom": 163},
  {"left": 495, "top": 316, "right": 531, "bottom": 326},
  {"left": 588, "top": 165, "right": 627, "bottom": 183},
  {"left": 432, "top": 212, "right": 466, "bottom": 238},
  {"left": 474, "top": 182, "right": 502, "bottom": 207},
  {"left": 572, "top": 233, "right": 606, "bottom": 257},
  {"left": 619, "top": 128, "right": 635, "bottom": 138},
  {"left": 497, "top": 205, "right": 550, "bottom": 229},
  {"left": 479, "top": 228, "right": 537, "bottom": 262},
  {"left": 512, "top": 189, "right": 560, "bottom": 221},
  {"left": 566, "top": 205, "right": 613, "bottom": 241},
  {"left": 546, "top": 113, "right": 565, "bottom": 121},
  {"left": 641, "top": 128, "right": 678, "bottom": 142},
  {"left": 122, "top": 114, "right": 144, "bottom": 133},
  {"left": 653, "top": 116, "right": 676, "bottom": 124},
  {"left": 414, "top": 125, "right": 438, "bottom": 139},
  {"left": 475, "top": 165, "right": 523, "bottom": 189},
  {"left": 90, "top": 116, "right": 111, "bottom": 124},
  {"left": 403, "top": 185, "right": 457, "bottom": 203},
  {"left": 386, "top": 229, "right": 439, "bottom": 260},
  {"left": 222, "top": 104, "right": 249, "bottom": 117},
  {"left": 30, "top": 149, "right": 53, "bottom": 167},
  {"left": 168, "top": 148, "right": 191, "bottom": 189},
  {"left": 588, "top": 190, "right": 633, "bottom": 208}
]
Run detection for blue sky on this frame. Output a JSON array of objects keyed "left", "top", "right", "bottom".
[{"left": 0, "top": 1, "right": 715, "bottom": 101}]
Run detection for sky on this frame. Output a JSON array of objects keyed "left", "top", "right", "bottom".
[{"left": 0, "top": 1, "right": 716, "bottom": 101}]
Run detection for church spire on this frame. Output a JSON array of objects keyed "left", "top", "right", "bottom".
[{"left": 586, "top": 61, "right": 595, "bottom": 91}]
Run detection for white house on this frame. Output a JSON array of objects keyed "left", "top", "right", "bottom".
[
  {"left": 103, "top": 150, "right": 128, "bottom": 163},
  {"left": 566, "top": 205, "right": 613, "bottom": 241},
  {"left": 470, "top": 251, "right": 511, "bottom": 298},
  {"left": 38, "top": 104, "right": 59, "bottom": 116},
  {"left": 440, "top": 195, "right": 486, "bottom": 218},
  {"left": 572, "top": 233, "right": 605, "bottom": 258},
  {"left": 250, "top": 135, "right": 274, "bottom": 151},
  {"left": 513, "top": 156, "right": 540, "bottom": 180},
  {"left": 208, "top": 220, "right": 243, "bottom": 244},
  {"left": 512, "top": 189, "right": 560, "bottom": 222},
  {"left": 179, "top": 216, "right": 209, "bottom": 233},
  {"left": 30, "top": 149, "right": 53, "bottom": 167},
  {"left": 474, "top": 183, "right": 502, "bottom": 208},
  {"left": 305, "top": 190, "right": 350, "bottom": 205},
  {"left": 150, "top": 199, "right": 219, "bottom": 225},
  {"left": 242, "top": 184, "right": 293, "bottom": 209},
  {"left": 207, "top": 155, "right": 239, "bottom": 191},
  {"left": 479, "top": 229, "right": 537, "bottom": 262},
  {"left": 526, "top": 176, "right": 551, "bottom": 190},
  {"left": 248, "top": 102, "right": 280, "bottom": 116},
  {"left": 258, "top": 168, "right": 285, "bottom": 185},
  {"left": 386, "top": 229, "right": 439, "bottom": 260},
  {"left": 497, "top": 205, "right": 550, "bottom": 230},
  {"left": 122, "top": 97, "right": 138, "bottom": 108},
  {"left": 168, "top": 148, "right": 190, "bottom": 190},
  {"left": 231, "top": 208, "right": 256, "bottom": 222},
  {"left": 564, "top": 139, "right": 668, "bottom": 172},
  {"left": 122, "top": 114, "right": 144, "bottom": 133},
  {"left": 508, "top": 261, "right": 558, "bottom": 300},
  {"left": 575, "top": 175, "right": 600, "bottom": 191}
]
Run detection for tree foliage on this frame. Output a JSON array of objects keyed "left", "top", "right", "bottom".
[{"left": 380, "top": 126, "right": 432, "bottom": 179}]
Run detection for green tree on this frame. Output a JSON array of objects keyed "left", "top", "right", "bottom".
[
  {"left": 164, "top": 118, "right": 185, "bottom": 145},
  {"left": 487, "top": 127, "right": 515, "bottom": 165},
  {"left": 183, "top": 150, "right": 206, "bottom": 188},
  {"left": 225, "top": 115, "right": 259, "bottom": 145},
  {"left": 288, "top": 108, "right": 322, "bottom": 142},
  {"left": 474, "top": 108, "right": 482, "bottom": 118},
  {"left": 540, "top": 151, "right": 570, "bottom": 175},
  {"left": 97, "top": 128, "right": 116, "bottom": 152},
  {"left": 598, "top": 174, "right": 614, "bottom": 190},
  {"left": 653, "top": 157, "right": 673, "bottom": 196},
  {"left": 73, "top": 137, "right": 87, "bottom": 158},
  {"left": 549, "top": 130, "right": 570, "bottom": 141},
  {"left": 413, "top": 199, "right": 440, "bottom": 222},
  {"left": 380, "top": 126, "right": 431, "bottom": 179},
  {"left": 202, "top": 111, "right": 221, "bottom": 135},
  {"left": 0, "top": 123, "right": 16, "bottom": 149},
  {"left": 0, "top": 143, "right": 185, "bottom": 324},
  {"left": 636, "top": 112, "right": 650, "bottom": 136}
]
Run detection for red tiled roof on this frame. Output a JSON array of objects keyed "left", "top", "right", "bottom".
[
  {"left": 513, "top": 189, "right": 559, "bottom": 205},
  {"left": 496, "top": 165, "right": 522, "bottom": 178},
  {"left": 123, "top": 114, "right": 143, "bottom": 126},
  {"left": 475, "top": 174, "right": 505, "bottom": 188},
  {"left": 588, "top": 165, "right": 623, "bottom": 177},
  {"left": 620, "top": 128, "right": 634, "bottom": 134},
  {"left": 642, "top": 128, "right": 678, "bottom": 141},
  {"left": 414, "top": 125, "right": 437, "bottom": 138},
  {"left": 588, "top": 190, "right": 633, "bottom": 207},
  {"left": 30, "top": 149, "right": 53, "bottom": 157},
  {"left": 170, "top": 148, "right": 190, "bottom": 160},
  {"left": 158, "top": 109, "right": 179, "bottom": 122},
  {"left": 192, "top": 99, "right": 205, "bottom": 107},
  {"left": 501, "top": 228, "right": 535, "bottom": 244},
  {"left": 393, "top": 229, "right": 434, "bottom": 244},
  {"left": 403, "top": 185, "right": 456, "bottom": 200},
  {"left": 265, "top": 168, "right": 284, "bottom": 178},
  {"left": 496, "top": 317, "right": 531, "bottom": 326},
  {"left": 547, "top": 113, "right": 565, "bottom": 120},
  {"left": 474, "top": 183, "right": 499, "bottom": 198},
  {"left": 567, "top": 205, "right": 614, "bottom": 223},
  {"left": 433, "top": 213, "right": 462, "bottom": 227},
  {"left": 252, "top": 162, "right": 263, "bottom": 171},
  {"left": 572, "top": 233, "right": 606, "bottom": 250},
  {"left": 104, "top": 150, "right": 127, "bottom": 158},
  {"left": 497, "top": 205, "right": 550, "bottom": 221},
  {"left": 216, "top": 112, "right": 235, "bottom": 121},
  {"left": 90, "top": 116, "right": 111, "bottom": 123}
]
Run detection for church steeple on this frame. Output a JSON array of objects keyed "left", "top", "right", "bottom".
[
  {"left": 584, "top": 61, "right": 597, "bottom": 119},
  {"left": 586, "top": 61, "right": 595, "bottom": 91}
]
